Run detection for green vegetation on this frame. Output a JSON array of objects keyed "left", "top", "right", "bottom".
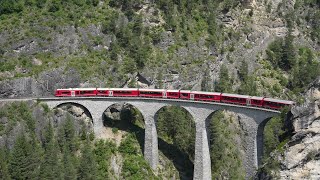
[
  {"left": 215, "top": 64, "right": 233, "bottom": 93},
  {"left": 0, "top": 102, "right": 157, "bottom": 179},
  {"left": 0, "top": 102, "right": 35, "bottom": 135},
  {"left": 209, "top": 111, "right": 245, "bottom": 179},
  {"left": 156, "top": 106, "right": 196, "bottom": 177},
  {"left": 238, "top": 60, "right": 258, "bottom": 96},
  {"left": 0, "top": 0, "right": 242, "bottom": 82},
  {"left": 261, "top": 107, "right": 291, "bottom": 175},
  {"left": 265, "top": 35, "right": 320, "bottom": 95}
]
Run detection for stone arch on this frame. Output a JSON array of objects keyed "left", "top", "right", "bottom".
[
  {"left": 101, "top": 102, "right": 146, "bottom": 150},
  {"left": 54, "top": 102, "right": 93, "bottom": 122},
  {"left": 154, "top": 105, "right": 197, "bottom": 179}
]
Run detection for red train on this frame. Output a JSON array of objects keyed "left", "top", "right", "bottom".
[{"left": 55, "top": 88, "right": 295, "bottom": 110}]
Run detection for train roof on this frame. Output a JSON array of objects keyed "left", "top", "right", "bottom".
[
  {"left": 165, "top": 89, "right": 180, "bottom": 92},
  {"left": 250, "top": 96, "right": 264, "bottom": 100},
  {"left": 221, "top": 93, "right": 250, "bottom": 99},
  {"left": 139, "top": 89, "right": 165, "bottom": 92},
  {"left": 56, "top": 88, "right": 96, "bottom": 91},
  {"left": 108, "top": 88, "right": 139, "bottom": 91},
  {"left": 264, "top": 98, "right": 295, "bottom": 104},
  {"left": 180, "top": 90, "right": 221, "bottom": 95}
]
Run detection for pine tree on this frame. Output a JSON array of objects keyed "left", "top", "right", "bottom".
[
  {"left": 40, "top": 123, "right": 60, "bottom": 180},
  {"left": 9, "top": 134, "right": 41, "bottom": 179},
  {"left": 215, "top": 64, "right": 232, "bottom": 92},
  {"left": 62, "top": 144, "right": 77, "bottom": 180},
  {"left": 0, "top": 148, "right": 10, "bottom": 180},
  {"left": 59, "top": 115, "right": 78, "bottom": 153},
  {"left": 209, "top": 111, "right": 245, "bottom": 179},
  {"left": 78, "top": 139, "right": 97, "bottom": 180},
  {"left": 238, "top": 60, "right": 248, "bottom": 82}
]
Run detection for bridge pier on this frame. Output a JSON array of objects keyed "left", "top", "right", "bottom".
[
  {"left": 193, "top": 120, "right": 212, "bottom": 180},
  {"left": 144, "top": 113, "right": 159, "bottom": 170},
  {"left": 184, "top": 107, "right": 213, "bottom": 180}
]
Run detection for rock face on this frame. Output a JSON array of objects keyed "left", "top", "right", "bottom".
[
  {"left": 279, "top": 77, "right": 320, "bottom": 179},
  {"left": 0, "top": 68, "right": 80, "bottom": 98}
]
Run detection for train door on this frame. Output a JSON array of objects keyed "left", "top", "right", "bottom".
[
  {"left": 163, "top": 91, "right": 167, "bottom": 98},
  {"left": 246, "top": 97, "right": 251, "bottom": 106},
  {"left": 190, "top": 94, "right": 194, "bottom": 100},
  {"left": 71, "top": 91, "right": 75, "bottom": 97},
  {"left": 109, "top": 91, "right": 113, "bottom": 97}
]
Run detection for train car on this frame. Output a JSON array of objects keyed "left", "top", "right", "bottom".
[
  {"left": 179, "top": 90, "right": 221, "bottom": 102},
  {"left": 96, "top": 88, "right": 109, "bottom": 96},
  {"left": 221, "top": 93, "right": 250, "bottom": 105},
  {"left": 179, "top": 90, "right": 193, "bottom": 100},
  {"left": 194, "top": 91, "right": 222, "bottom": 102},
  {"left": 248, "top": 96, "right": 265, "bottom": 107},
  {"left": 263, "top": 98, "right": 295, "bottom": 110},
  {"left": 55, "top": 88, "right": 97, "bottom": 97},
  {"left": 165, "top": 90, "right": 180, "bottom": 99},
  {"left": 55, "top": 88, "right": 73, "bottom": 97},
  {"left": 139, "top": 89, "right": 165, "bottom": 98},
  {"left": 72, "top": 88, "right": 97, "bottom": 96},
  {"left": 108, "top": 88, "right": 139, "bottom": 97}
]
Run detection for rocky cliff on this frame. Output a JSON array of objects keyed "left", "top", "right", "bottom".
[
  {"left": 277, "top": 77, "right": 320, "bottom": 179},
  {"left": 0, "top": 0, "right": 319, "bottom": 98}
]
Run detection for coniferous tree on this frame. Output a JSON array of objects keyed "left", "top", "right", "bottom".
[
  {"left": 209, "top": 111, "right": 245, "bottom": 179},
  {"left": 238, "top": 60, "right": 248, "bottom": 82},
  {"left": 0, "top": 148, "right": 10, "bottom": 180},
  {"left": 59, "top": 115, "right": 78, "bottom": 153},
  {"left": 201, "top": 68, "right": 210, "bottom": 91},
  {"left": 62, "top": 143, "right": 77, "bottom": 180},
  {"left": 215, "top": 64, "right": 232, "bottom": 93},
  {"left": 78, "top": 139, "right": 97, "bottom": 180},
  {"left": 40, "top": 123, "right": 60, "bottom": 180},
  {"left": 9, "top": 134, "right": 41, "bottom": 179}
]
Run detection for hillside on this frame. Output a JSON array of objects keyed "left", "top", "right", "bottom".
[{"left": 0, "top": 0, "right": 320, "bottom": 179}]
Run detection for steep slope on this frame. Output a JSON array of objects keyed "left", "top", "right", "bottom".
[{"left": 0, "top": 0, "right": 318, "bottom": 98}]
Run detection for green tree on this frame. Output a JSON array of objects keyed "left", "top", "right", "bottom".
[
  {"left": 0, "top": 148, "right": 10, "bottom": 180},
  {"left": 62, "top": 144, "right": 77, "bottom": 180},
  {"left": 215, "top": 64, "right": 232, "bottom": 92},
  {"left": 238, "top": 76, "right": 258, "bottom": 96},
  {"left": 157, "top": 106, "right": 195, "bottom": 161},
  {"left": 281, "top": 30, "right": 296, "bottom": 71},
  {"left": 78, "top": 140, "right": 97, "bottom": 180},
  {"left": 58, "top": 115, "right": 78, "bottom": 153},
  {"left": 209, "top": 111, "right": 245, "bottom": 179},
  {"left": 266, "top": 39, "right": 283, "bottom": 68},
  {"left": 238, "top": 60, "right": 248, "bottom": 82},
  {"left": 9, "top": 134, "right": 41, "bottom": 179},
  {"left": 40, "top": 123, "right": 60, "bottom": 180},
  {"left": 94, "top": 140, "right": 117, "bottom": 179},
  {"left": 201, "top": 68, "right": 210, "bottom": 91}
]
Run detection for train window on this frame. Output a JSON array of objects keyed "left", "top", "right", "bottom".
[
  {"left": 62, "top": 91, "right": 69, "bottom": 94},
  {"left": 98, "top": 91, "right": 106, "bottom": 94},
  {"left": 114, "top": 91, "right": 131, "bottom": 94},
  {"left": 80, "top": 91, "right": 94, "bottom": 94},
  {"left": 140, "top": 91, "right": 162, "bottom": 95},
  {"left": 181, "top": 93, "right": 188, "bottom": 96}
]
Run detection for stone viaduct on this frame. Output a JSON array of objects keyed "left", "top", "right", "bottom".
[{"left": 41, "top": 97, "right": 279, "bottom": 180}]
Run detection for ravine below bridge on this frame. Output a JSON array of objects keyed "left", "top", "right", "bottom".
[{"left": 1, "top": 97, "right": 280, "bottom": 180}]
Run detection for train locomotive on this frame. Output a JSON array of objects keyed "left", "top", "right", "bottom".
[{"left": 55, "top": 88, "right": 295, "bottom": 110}]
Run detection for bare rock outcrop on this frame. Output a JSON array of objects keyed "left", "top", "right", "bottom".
[{"left": 279, "top": 77, "right": 320, "bottom": 179}]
